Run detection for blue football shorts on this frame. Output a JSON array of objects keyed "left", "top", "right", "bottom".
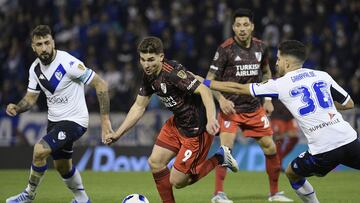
[
  {"left": 43, "top": 120, "right": 87, "bottom": 160},
  {"left": 291, "top": 137, "right": 360, "bottom": 177}
]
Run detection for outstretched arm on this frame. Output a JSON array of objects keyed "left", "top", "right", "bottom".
[
  {"left": 194, "top": 84, "right": 219, "bottom": 135},
  {"left": 205, "top": 80, "right": 252, "bottom": 96},
  {"left": 105, "top": 95, "right": 151, "bottom": 145},
  {"left": 206, "top": 72, "right": 236, "bottom": 115},
  {"left": 89, "top": 73, "right": 113, "bottom": 142},
  {"left": 261, "top": 63, "right": 274, "bottom": 115},
  {"left": 6, "top": 91, "right": 39, "bottom": 116}
]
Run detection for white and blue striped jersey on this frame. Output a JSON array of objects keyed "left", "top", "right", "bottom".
[
  {"left": 250, "top": 68, "right": 357, "bottom": 155},
  {"left": 27, "top": 50, "right": 95, "bottom": 127}
]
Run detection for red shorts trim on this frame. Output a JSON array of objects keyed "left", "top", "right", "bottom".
[
  {"left": 218, "top": 107, "right": 273, "bottom": 137},
  {"left": 156, "top": 116, "right": 213, "bottom": 174}
]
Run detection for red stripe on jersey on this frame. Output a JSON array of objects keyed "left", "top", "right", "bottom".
[
  {"left": 220, "top": 37, "right": 235, "bottom": 48},
  {"left": 162, "top": 63, "right": 173, "bottom": 72}
]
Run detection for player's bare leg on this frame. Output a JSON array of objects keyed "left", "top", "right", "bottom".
[
  {"left": 285, "top": 166, "right": 319, "bottom": 203},
  {"left": 6, "top": 140, "right": 51, "bottom": 203},
  {"left": 212, "top": 132, "right": 236, "bottom": 203},
  {"left": 54, "top": 159, "right": 90, "bottom": 203},
  {"left": 256, "top": 136, "right": 293, "bottom": 202},
  {"left": 148, "top": 145, "right": 176, "bottom": 203},
  {"left": 169, "top": 168, "right": 191, "bottom": 189}
]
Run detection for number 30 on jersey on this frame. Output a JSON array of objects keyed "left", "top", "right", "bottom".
[{"left": 290, "top": 81, "right": 333, "bottom": 116}]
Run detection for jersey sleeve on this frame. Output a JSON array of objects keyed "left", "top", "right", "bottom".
[
  {"left": 168, "top": 68, "right": 201, "bottom": 94},
  {"left": 208, "top": 46, "right": 227, "bottom": 78},
  {"left": 327, "top": 74, "right": 350, "bottom": 105},
  {"left": 138, "top": 74, "right": 154, "bottom": 96},
  {"left": 27, "top": 66, "right": 41, "bottom": 93},
  {"left": 250, "top": 79, "right": 279, "bottom": 98},
  {"left": 66, "top": 60, "right": 95, "bottom": 85}
]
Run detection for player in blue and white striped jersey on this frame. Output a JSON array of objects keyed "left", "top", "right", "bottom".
[
  {"left": 202, "top": 40, "right": 360, "bottom": 203},
  {"left": 6, "top": 25, "right": 113, "bottom": 203}
]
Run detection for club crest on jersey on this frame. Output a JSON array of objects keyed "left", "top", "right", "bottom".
[
  {"left": 77, "top": 63, "right": 85, "bottom": 71},
  {"left": 55, "top": 71, "right": 63, "bottom": 80},
  {"left": 160, "top": 83, "right": 167, "bottom": 94},
  {"left": 255, "top": 52, "right": 262, "bottom": 62},
  {"left": 177, "top": 70, "right": 187, "bottom": 79},
  {"left": 58, "top": 131, "right": 66, "bottom": 140},
  {"left": 224, "top": 121, "right": 231, "bottom": 128},
  {"left": 213, "top": 51, "right": 219, "bottom": 61}
]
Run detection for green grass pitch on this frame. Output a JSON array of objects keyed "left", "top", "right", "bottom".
[{"left": 1, "top": 170, "right": 359, "bottom": 202}]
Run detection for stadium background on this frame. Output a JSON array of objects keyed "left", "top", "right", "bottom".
[{"left": 0, "top": 0, "right": 359, "bottom": 171}]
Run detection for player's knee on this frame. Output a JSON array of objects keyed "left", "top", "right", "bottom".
[
  {"left": 147, "top": 157, "right": 165, "bottom": 170},
  {"left": 33, "top": 143, "right": 50, "bottom": 161},
  {"left": 169, "top": 177, "right": 187, "bottom": 189},
  {"left": 55, "top": 164, "right": 72, "bottom": 176},
  {"left": 285, "top": 165, "right": 298, "bottom": 181},
  {"left": 262, "top": 142, "right": 276, "bottom": 154}
]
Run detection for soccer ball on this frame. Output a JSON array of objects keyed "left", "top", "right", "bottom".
[{"left": 122, "top": 194, "right": 149, "bottom": 203}]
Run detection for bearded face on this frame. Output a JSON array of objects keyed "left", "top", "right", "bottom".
[{"left": 31, "top": 34, "right": 55, "bottom": 65}]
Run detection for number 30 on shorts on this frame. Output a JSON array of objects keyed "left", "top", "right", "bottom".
[{"left": 182, "top": 149, "right": 193, "bottom": 162}]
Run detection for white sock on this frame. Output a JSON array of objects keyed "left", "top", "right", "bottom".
[
  {"left": 63, "top": 167, "right": 89, "bottom": 202},
  {"left": 25, "top": 165, "right": 47, "bottom": 197},
  {"left": 294, "top": 180, "right": 319, "bottom": 203}
]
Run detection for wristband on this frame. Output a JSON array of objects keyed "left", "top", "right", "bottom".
[
  {"left": 264, "top": 97, "right": 272, "bottom": 101},
  {"left": 203, "top": 79, "right": 211, "bottom": 88}
]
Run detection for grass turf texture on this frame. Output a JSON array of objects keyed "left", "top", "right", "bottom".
[{"left": 1, "top": 170, "right": 359, "bottom": 202}]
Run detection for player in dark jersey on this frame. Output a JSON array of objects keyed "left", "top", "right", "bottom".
[
  {"left": 271, "top": 99, "right": 299, "bottom": 168},
  {"left": 104, "top": 36, "right": 238, "bottom": 203},
  {"left": 206, "top": 9, "right": 293, "bottom": 202}
]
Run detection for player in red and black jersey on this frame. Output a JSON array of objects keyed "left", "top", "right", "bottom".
[
  {"left": 206, "top": 9, "right": 293, "bottom": 202},
  {"left": 105, "top": 36, "right": 238, "bottom": 203},
  {"left": 271, "top": 99, "right": 299, "bottom": 168}
]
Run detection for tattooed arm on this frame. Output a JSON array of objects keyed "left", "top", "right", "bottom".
[
  {"left": 89, "top": 73, "right": 113, "bottom": 142},
  {"left": 6, "top": 92, "right": 39, "bottom": 116}
]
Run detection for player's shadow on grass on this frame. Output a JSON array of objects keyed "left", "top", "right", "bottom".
[{"left": 231, "top": 194, "right": 269, "bottom": 202}]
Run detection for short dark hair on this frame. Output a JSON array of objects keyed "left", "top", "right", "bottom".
[
  {"left": 137, "top": 36, "right": 164, "bottom": 54},
  {"left": 31, "top": 25, "right": 52, "bottom": 40},
  {"left": 233, "top": 8, "right": 254, "bottom": 22},
  {"left": 278, "top": 40, "right": 307, "bottom": 62}
]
